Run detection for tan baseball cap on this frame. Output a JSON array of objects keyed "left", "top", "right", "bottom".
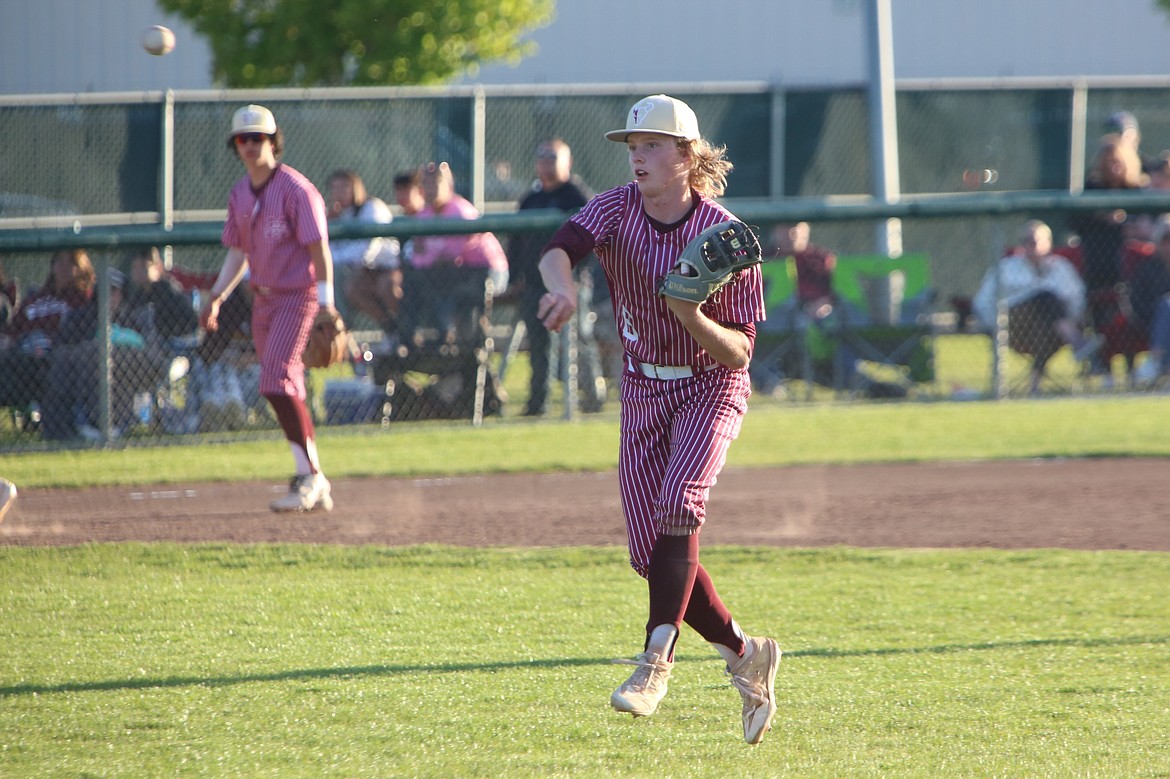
[
  {"left": 228, "top": 104, "right": 277, "bottom": 138},
  {"left": 605, "top": 94, "right": 700, "bottom": 143}
]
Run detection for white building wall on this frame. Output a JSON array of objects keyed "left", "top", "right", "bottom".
[
  {"left": 1, "top": 0, "right": 1169, "bottom": 96},
  {"left": 0, "top": 0, "right": 213, "bottom": 95}
]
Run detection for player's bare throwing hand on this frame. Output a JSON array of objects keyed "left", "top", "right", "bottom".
[{"left": 537, "top": 95, "right": 781, "bottom": 743}]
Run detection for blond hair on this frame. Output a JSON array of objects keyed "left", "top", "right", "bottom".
[{"left": 682, "top": 138, "right": 734, "bottom": 199}]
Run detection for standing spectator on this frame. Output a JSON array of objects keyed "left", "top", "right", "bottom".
[
  {"left": 200, "top": 104, "right": 337, "bottom": 513},
  {"left": 399, "top": 161, "right": 508, "bottom": 346},
  {"left": 326, "top": 169, "right": 403, "bottom": 339},
  {"left": 0, "top": 248, "right": 95, "bottom": 411},
  {"left": 536, "top": 94, "right": 780, "bottom": 743},
  {"left": 513, "top": 138, "right": 606, "bottom": 416},
  {"left": 1072, "top": 136, "right": 1148, "bottom": 293},
  {"left": 973, "top": 220, "right": 1102, "bottom": 394},
  {"left": 1105, "top": 110, "right": 1157, "bottom": 173},
  {"left": 1070, "top": 135, "right": 1150, "bottom": 379}
]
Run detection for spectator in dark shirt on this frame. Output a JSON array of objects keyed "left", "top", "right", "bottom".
[
  {"left": 512, "top": 138, "right": 607, "bottom": 415},
  {"left": 124, "top": 246, "right": 199, "bottom": 346},
  {"left": 42, "top": 269, "right": 163, "bottom": 441}
]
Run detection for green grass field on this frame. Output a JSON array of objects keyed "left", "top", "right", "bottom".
[
  {"left": 3, "top": 393, "right": 1170, "bottom": 776},
  {"left": 2, "top": 545, "right": 1168, "bottom": 778}
]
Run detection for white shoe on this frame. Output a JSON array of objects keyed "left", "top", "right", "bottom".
[
  {"left": 269, "top": 472, "right": 333, "bottom": 513},
  {"left": 1133, "top": 359, "right": 1162, "bottom": 387},
  {"left": 0, "top": 479, "right": 16, "bottom": 525},
  {"left": 728, "top": 636, "right": 782, "bottom": 744},
  {"left": 611, "top": 651, "right": 673, "bottom": 717}
]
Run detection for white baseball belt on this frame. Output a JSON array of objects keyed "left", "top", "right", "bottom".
[{"left": 628, "top": 356, "right": 719, "bottom": 380}]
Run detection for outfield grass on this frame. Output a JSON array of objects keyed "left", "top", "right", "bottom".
[
  {"left": 2, "top": 544, "right": 1167, "bottom": 778},
  {"left": 3, "top": 375, "right": 1169, "bottom": 776}
]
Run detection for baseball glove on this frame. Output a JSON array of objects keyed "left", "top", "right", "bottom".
[
  {"left": 303, "top": 307, "right": 349, "bottom": 369},
  {"left": 657, "top": 220, "right": 764, "bottom": 303}
]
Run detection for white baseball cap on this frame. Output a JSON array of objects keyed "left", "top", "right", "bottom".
[
  {"left": 229, "top": 104, "right": 277, "bottom": 138},
  {"left": 605, "top": 94, "right": 700, "bottom": 143}
]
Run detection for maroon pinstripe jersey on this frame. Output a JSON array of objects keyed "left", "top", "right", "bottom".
[
  {"left": 567, "top": 182, "right": 765, "bottom": 368},
  {"left": 222, "top": 164, "right": 329, "bottom": 291}
]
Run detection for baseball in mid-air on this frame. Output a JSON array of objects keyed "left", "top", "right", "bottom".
[{"left": 142, "top": 25, "right": 176, "bottom": 56}]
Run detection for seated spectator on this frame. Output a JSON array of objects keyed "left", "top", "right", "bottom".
[
  {"left": 1130, "top": 214, "right": 1170, "bottom": 386},
  {"left": 399, "top": 161, "right": 509, "bottom": 347},
  {"left": 767, "top": 222, "right": 843, "bottom": 322},
  {"left": 0, "top": 248, "right": 95, "bottom": 412},
  {"left": 753, "top": 222, "right": 864, "bottom": 392},
  {"left": 192, "top": 282, "right": 254, "bottom": 432},
  {"left": 393, "top": 169, "right": 425, "bottom": 218},
  {"left": 973, "top": 220, "right": 1103, "bottom": 394},
  {"left": 163, "top": 266, "right": 254, "bottom": 433},
  {"left": 326, "top": 169, "right": 404, "bottom": 339},
  {"left": 124, "top": 246, "right": 199, "bottom": 349},
  {"left": 41, "top": 269, "right": 163, "bottom": 441}
]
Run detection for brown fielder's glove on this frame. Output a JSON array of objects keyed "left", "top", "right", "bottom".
[
  {"left": 657, "top": 220, "right": 765, "bottom": 303},
  {"left": 303, "top": 306, "right": 349, "bottom": 369}
]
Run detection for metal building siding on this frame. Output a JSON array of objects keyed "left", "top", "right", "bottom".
[{"left": 2, "top": 0, "right": 1170, "bottom": 95}]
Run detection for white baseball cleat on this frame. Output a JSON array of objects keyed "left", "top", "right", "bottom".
[
  {"left": 611, "top": 651, "right": 673, "bottom": 717},
  {"left": 0, "top": 479, "right": 16, "bottom": 525},
  {"left": 728, "top": 636, "right": 781, "bottom": 744},
  {"left": 269, "top": 473, "right": 332, "bottom": 513}
]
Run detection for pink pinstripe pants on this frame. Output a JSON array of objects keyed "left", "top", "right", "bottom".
[
  {"left": 618, "top": 366, "right": 751, "bottom": 577},
  {"left": 250, "top": 286, "right": 318, "bottom": 400}
]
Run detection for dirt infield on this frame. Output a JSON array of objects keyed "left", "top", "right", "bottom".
[{"left": 3, "top": 458, "right": 1168, "bottom": 551}]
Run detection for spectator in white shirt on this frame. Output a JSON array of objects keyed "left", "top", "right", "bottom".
[
  {"left": 327, "top": 169, "right": 403, "bottom": 338},
  {"left": 973, "top": 220, "right": 1103, "bottom": 393}
]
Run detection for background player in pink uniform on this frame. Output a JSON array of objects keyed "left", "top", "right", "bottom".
[
  {"left": 537, "top": 95, "right": 782, "bottom": 744},
  {"left": 200, "top": 105, "right": 337, "bottom": 513}
]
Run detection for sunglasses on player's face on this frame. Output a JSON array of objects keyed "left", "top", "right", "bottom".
[{"left": 234, "top": 133, "right": 270, "bottom": 146}]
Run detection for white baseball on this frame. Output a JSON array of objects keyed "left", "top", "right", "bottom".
[{"left": 142, "top": 25, "right": 176, "bottom": 56}]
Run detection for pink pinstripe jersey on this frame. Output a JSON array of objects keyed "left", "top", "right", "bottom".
[
  {"left": 221, "top": 164, "right": 329, "bottom": 290},
  {"left": 568, "top": 182, "right": 765, "bottom": 368}
]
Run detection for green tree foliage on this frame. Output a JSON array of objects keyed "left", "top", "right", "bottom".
[{"left": 156, "top": 0, "right": 555, "bottom": 87}]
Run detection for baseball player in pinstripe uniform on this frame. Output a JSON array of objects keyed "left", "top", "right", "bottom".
[
  {"left": 200, "top": 105, "right": 336, "bottom": 513},
  {"left": 537, "top": 95, "right": 782, "bottom": 743}
]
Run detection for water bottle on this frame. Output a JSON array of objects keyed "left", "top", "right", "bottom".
[{"left": 134, "top": 392, "right": 152, "bottom": 426}]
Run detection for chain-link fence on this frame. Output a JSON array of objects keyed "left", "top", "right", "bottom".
[{"left": 4, "top": 81, "right": 1170, "bottom": 451}]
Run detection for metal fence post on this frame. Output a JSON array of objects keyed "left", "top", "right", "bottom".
[{"left": 95, "top": 256, "right": 113, "bottom": 441}]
